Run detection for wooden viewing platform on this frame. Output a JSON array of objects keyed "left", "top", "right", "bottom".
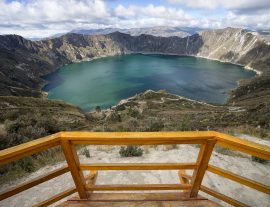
[{"left": 0, "top": 131, "right": 270, "bottom": 207}]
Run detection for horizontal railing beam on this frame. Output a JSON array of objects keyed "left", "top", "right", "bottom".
[
  {"left": 200, "top": 185, "right": 250, "bottom": 207},
  {"left": 213, "top": 132, "right": 270, "bottom": 160},
  {"left": 0, "top": 133, "right": 61, "bottom": 165},
  {"left": 80, "top": 163, "right": 197, "bottom": 171},
  {"left": 62, "top": 131, "right": 213, "bottom": 145},
  {"left": 61, "top": 131, "right": 214, "bottom": 139},
  {"left": 179, "top": 173, "right": 250, "bottom": 207},
  {"left": 32, "top": 187, "right": 77, "bottom": 207},
  {"left": 86, "top": 184, "right": 192, "bottom": 191},
  {"left": 0, "top": 166, "right": 69, "bottom": 201},
  {"left": 71, "top": 139, "right": 207, "bottom": 145},
  {"left": 208, "top": 165, "right": 270, "bottom": 195}
]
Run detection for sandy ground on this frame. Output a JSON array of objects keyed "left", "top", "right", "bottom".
[{"left": 0, "top": 135, "right": 270, "bottom": 207}]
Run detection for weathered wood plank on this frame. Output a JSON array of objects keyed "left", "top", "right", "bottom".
[
  {"left": 61, "top": 140, "right": 88, "bottom": 199},
  {"left": 68, "top": 192, "right": 207, "bottom": 201},
  {"left": 59, "top": 197, "right": 222, "bottom": 207},
  {"left": 208, "top": 165, "right": 270, "bottom": 195},
  {"left": 0, "top": 133, "right": 60, "bottom": 165},
  {"left": 86, "top": 184, "right": 192, "bottom": 191},
  {"left": 189, "top": 139, "right": 216, "bottom": 197},
  {"left": 80, "top": 163, "right": 197, "bottom": 171},
  {"left": 0, "top": 166, "right": 69, "bottom": 201},
  {"left": 32, "top": 187, "right": 77, "bottom": 207}
]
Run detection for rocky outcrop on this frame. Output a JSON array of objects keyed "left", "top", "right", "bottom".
[{"left": 0, "top": 27, "right": 269, "bottom": 103}]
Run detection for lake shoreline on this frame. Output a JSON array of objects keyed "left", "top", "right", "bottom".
[{"left": 42, "top": 53, "right": 256, "bottom": 111}]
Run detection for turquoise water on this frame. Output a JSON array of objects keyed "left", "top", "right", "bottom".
[{"left": 43, "top": 54, "right": 256, "bottom": 110}]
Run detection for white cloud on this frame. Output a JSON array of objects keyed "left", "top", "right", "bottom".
[
  {"left": 223, "top": 11, "right": 270, "bottom": 29},
  {"left": 167, "top": 0, "right": 270, "bottom": 11},
  {"left": 0, "top": 0, "right": 269, "bottom": 38}
]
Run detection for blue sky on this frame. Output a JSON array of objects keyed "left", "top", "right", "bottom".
[{"left": 0, "top": 0, "right": 269, "bottom": 38}]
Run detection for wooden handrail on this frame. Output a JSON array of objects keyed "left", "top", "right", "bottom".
[
  {"left": 213, "top": 131, "right": 270, "bottom": 160},
  {"left": 207, "top": 165, "right": 270, "bottom": 195},
  {"left": 32, "top": 187, "right": 77, "bottom": 207},
  {"left": 85, "top": 184, "right": 192, "bottom": 191},
  {"left": 200, "top": 185, "right": 250, "bottom": 207},
  {"left": 0, "top": 166, "right": 69, "bottom": 201},
  {"left": 80, "top": 162, "right": 198, "bottom": 170},
  {"left": 0, "top": 133, "right": 60, "bottom": 165},
  {"left": 0, "top": 131, "right": 269, "bottom": 207}
]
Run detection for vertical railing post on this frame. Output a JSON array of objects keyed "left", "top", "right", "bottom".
[
  {"left": 61, "top": 140, "right": 88, "bottom": 199},
  {"left": 85, "top": 170, "right": 98, "bottom": 195},
  {"left": 189, "top": 139, "right": 216, "bottom": 198},
  {"left": 178, "top": 170, "right": 190, "bottom": 193}
]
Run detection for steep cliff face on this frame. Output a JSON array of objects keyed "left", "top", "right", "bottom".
[
  {"left": 197, "top": 28, "right": 270, "bottom": 73},
  {"left": 0, "top": 28, "right": 269, "bottom": 102}
]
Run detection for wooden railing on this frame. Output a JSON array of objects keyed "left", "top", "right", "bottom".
[{"left": 0, "top": 131, "right": 269, "bottom": 207}]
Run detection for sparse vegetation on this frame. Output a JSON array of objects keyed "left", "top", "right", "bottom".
[
  {"left": 251, "top": 156, "right": 268, "bottom": 164},
  {"left": 119, "top": 145, "right": 143, "bottom": 157},
  {"left": 0, "top": 146, "right": 65, "bottom": 184},
  {"left": 146, "top": 119, "right": 164, "bottom": 131},
  {"left": 81, "top": 147, "right": 90, "bottom": 158},
  {"left": 178, "top": 116, "right": 192, "bottom": 131},
  {"left": 214, "top": 146, "right": 240, "bottom": 157},
  {"left": 0, "top": 96, "right": 89, "bottom": 184}
]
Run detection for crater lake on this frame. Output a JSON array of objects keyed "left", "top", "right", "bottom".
[{"left": 43, "top": 54, "right": 256, "bottom": 110}]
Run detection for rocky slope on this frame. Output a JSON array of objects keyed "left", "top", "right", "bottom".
[{"left": 87, "top": 90, "right": 269, "bottom": 134}]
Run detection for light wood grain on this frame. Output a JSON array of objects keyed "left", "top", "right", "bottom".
[
  {"left": 178, "top": 170, "right": 190, "bottom": 193},
  {"left": 0, "top": 133, "right": 60, "bottom": 165},
  {"left": 189, "top": 139, "right": 216, "bottom": 197},
  {"left": 85, "top": 170, "right": 98, "bottom": 194},
  {"left": 68, "top": 192, "right": 206, "bottom": 201},
  {"left": 63, "top": 131, "right": 213, "bottom": 145},
  {"left": 213, "top": 131, "right": 270, "bottom": 160},
  {"left": 86, "top": 184, "right": 192, "bottom": 191},
  {"left": 80, "top": 163, "right": 197, "bottom": 171},
  {"left": 61, "top": 140, "right": 88, "bottom": 199},
  {"left": 1, "top": 131, "right": 270, "bottom": 207},
  {"left": 58, "top": 192, "right": 222, "bottom": 207}
]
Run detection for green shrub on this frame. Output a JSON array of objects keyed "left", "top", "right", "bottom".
[
  {"left": 95, "top": 106, "right": 101, "bottom": 113},
  {"left": 251, "top": 156, "right": 268, "bottom": 164},
  {"left": 119, "top": 145, "right": 143, "bottom": 157},
  {"left": 81, "top": 147, "right": 90, "bottom": 158},
  {"left": 178, "top": 116, "right": 191, "bottom": 131},
  {"left": 147, "top": 120, "right": 164, "bottom": 131},
  {"left": 128, "top": 108, "right": 140, "bottom": 118},
  {"left": 17, "top": 157, "right": 35, "bottom": 173}
]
